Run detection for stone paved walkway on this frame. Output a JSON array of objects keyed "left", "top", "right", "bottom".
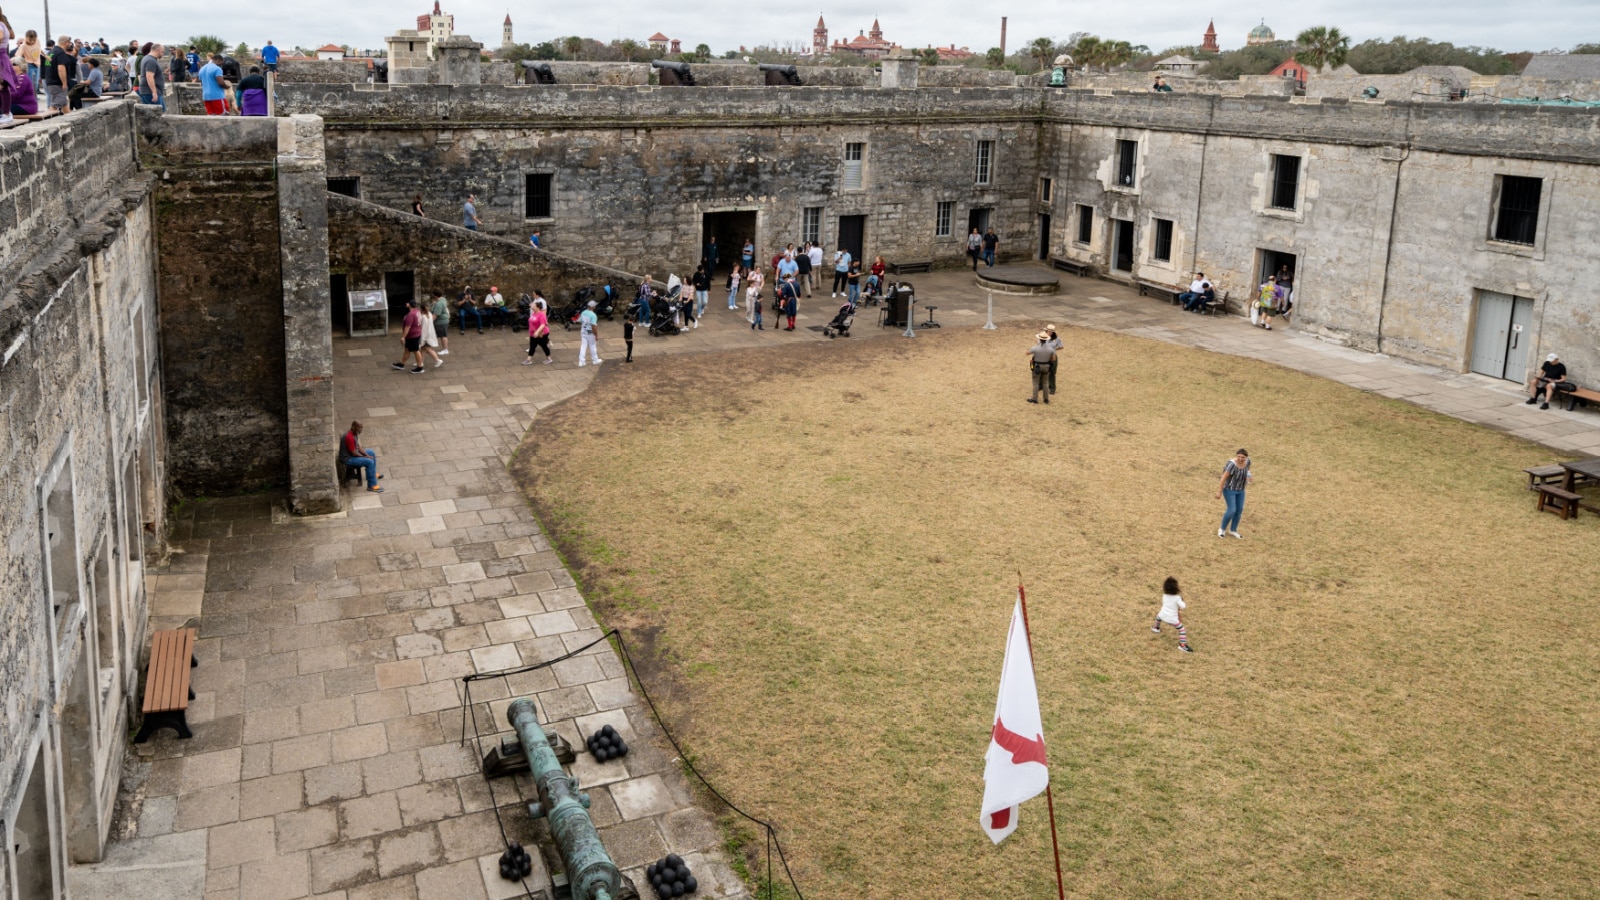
[{"left": 82, "top": 262, "right": 1600, "bottom": 899}]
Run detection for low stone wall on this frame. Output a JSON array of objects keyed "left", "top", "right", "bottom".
[
  {"left": 1471, "top": 76, "right": 1600, "bottom": 103},
  {"left": 1304, "top": 74, "right": 1457, "bottom": 101},
  {"left": 327, "top": 194, "right": 645, "bottom": 308},
  {"left": 273, "top": 58, "right": 375, "bottom": 83}
]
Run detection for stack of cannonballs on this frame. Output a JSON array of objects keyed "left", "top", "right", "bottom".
[
  {"left": 647, "top": 854, "right": 697, "bottom": 897},
  {"left": 587, "top": 724, "right": 629, "bottom": 761},
  {"left": 497, "top": 842, "right": 535, "bottom": 881}
]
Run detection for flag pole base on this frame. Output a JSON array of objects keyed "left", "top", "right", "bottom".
[{"left": 983, "top": 291, "right": 997, "bottom": 330}]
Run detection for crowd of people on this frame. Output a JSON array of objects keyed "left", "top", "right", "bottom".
[{"left": 1, "top": 20, "right": 278, "bottom": 121}]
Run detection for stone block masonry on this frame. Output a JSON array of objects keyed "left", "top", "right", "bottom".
[
  {"left": 1, "top": 100, "right": 168, "bottom": 877},
  {"left": 137, "top": 112, "right": 290, "bottom": 497},
  {"left": 277, "top": 116, "right": 341, "bottom": 515},
  {"left": 327, "top": 194, "right": 644, "bottom": 306}
]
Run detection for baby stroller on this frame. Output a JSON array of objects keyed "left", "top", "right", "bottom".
[
  {"left": 512, "top": 294, "right": 533, "bottom": 331},
  {"left": 822, "top": 301, "right": 855, "bottom": 339},
  {"left": 556, "top": 291, "right": 587, "bottom": 331},
  {"left": 583, "top": 284, "right": 616, "bottom": 320},
  {"left": 649, "top": 290, "right": 683, "bottom": 336},
  {"left": 862, "top": 273, "right": 881, "bottom": 306}
]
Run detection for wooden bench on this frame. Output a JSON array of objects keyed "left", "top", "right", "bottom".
[
  {"left": 1536, "top": 485, "right": 1582, "bottom": 520},
  {"left": 135, "top": 628, "right": 198, "bottom": 742},
  {"left": 1524, "top": 464, "right": 1568, "bottom": 491},
  {"left": 1557, "top": 387, "right": 1600, "bottom": 412},
  {"left": 1049, "top": 257, "right": 1094, "bottom": 278},
  {"left": 1135, "top": 279, "right": 1180, "bottom": 304},
  {"left": 889, "top": 260, "right": 933, "bottom": 275},
  {"left": 1196, "top": 289, "right": 1230, "bottom": 316}
]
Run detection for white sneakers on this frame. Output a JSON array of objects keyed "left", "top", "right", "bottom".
[
  {"left": 433, "top": 359, "right": 444, "bottom": 368},
  {"left": 439, "top": 349, "right": 449, "bottom": 355},
  {"left": 521, "top": 358, "right": 534, "bottom": 366},
  {"left": 1229, "top": 531, "right": 1242, "bottom": 539},
  {"left": 1217, "top": 529, "right": 1225, "bottom": 537}
]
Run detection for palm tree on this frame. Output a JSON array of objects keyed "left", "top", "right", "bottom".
[
  {"left": 562, "top": 35, "right": 584, "bottom": 61},
  {"left": 1294, "top": 26, "right": 1350, "bottom": 72},
  {"left": 186, "top": 35, "right": 226, "bottom": 57},
  {"left": 617, "top": 39, "right": 640, "bottom": 62},
  {"left": 1030, "top": 37, "right": 1055, "bottom": 73},
  {"left": 1072, "top": 36, "right": 1102, "bottom": 70},
  {"left": 985, "top": 47, "right": 1006, "bottom": 69},
  {"left": 694, "top": 43, "right": 711, "bottom": 62}
]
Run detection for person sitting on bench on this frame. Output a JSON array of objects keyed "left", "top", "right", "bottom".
[
  {"left": 1526, "top": 353, "right": 1575, "bottom": 410},
  {"left": 340, "top": 421, "right": 383, "bottom": 492},
  {"left": 1180, "top": 273, "right": 1212, "bottom": 311}
]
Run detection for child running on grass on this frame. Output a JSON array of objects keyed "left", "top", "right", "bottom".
[{"left": 1152, "top": 576, "right": 1193, "bottom": 653}]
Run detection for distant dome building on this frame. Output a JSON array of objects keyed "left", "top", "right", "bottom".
[{"left": 1247, "top": 21, "right": 1276, "bottom": 45}]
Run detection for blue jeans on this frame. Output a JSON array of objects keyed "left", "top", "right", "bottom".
[
  {"left": 346, "top": 453, "right": 378, "bottom": 488},
  {"left": 457, "top": 306, "right": 482, "bottom": 333},
  {"left": 1179, "top": 291, "right": 1198, "bottom": 310},
  {"left": 1220, "top": 490, "right": 1245, "bottom": 533},
  {"left": 27, "top": 64, "right": 39, "bottom": 88},
  {"left": 847, "top": 283, "right": 861, "bottom": 305},
  {"left": 728, "top": 286, "right": 738, "bottom": 309},
  {"left": 983, "top": 248, "right": 996, "bottom": 267},
  {"left": 637, "top": 300, "right": 651, "bottom": 325},
  {"left": 139, "top": 92, "right": 165, "bottom": 110},
  {"left": 695, "top": 290, "right": 708, "bottom": 318}
]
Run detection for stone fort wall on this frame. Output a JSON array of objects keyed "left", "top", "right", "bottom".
[
  {"left": 0, "top": 101, "right": 166, "bottom": 880},
  {"left": 262, "top": 82, "right": 1600, "bottom": 380}
]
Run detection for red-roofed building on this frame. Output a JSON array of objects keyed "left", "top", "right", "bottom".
[
  {"left": 315, "top": 44, "right": 345, "bottom": 60},
  {"left": 830, "top": 18, "right": 898, "bottom": 59},
  {"left": 647, "top": 32, "right": 671, "bottom": 54},
  {"left": 1269, "top": 59, "right": 1308, "bottom": 89},
  {"left": 933, "top": 44, "right": 976, "bottom": 62}
]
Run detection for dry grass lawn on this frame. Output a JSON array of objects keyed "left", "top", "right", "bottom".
[{"left": 511, "top": 323, "right": 1600, "bottom": 898}]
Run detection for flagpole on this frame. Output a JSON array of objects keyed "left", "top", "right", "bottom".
[{"left": 1018, "top": 575, "right": 1066, "bottom": 900}]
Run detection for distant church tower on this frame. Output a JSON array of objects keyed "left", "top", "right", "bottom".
[
  {"left": 503, "top": 13, "right": 513, "bottom": 47},
  {"left": 868, "top": 17, "right": 883, "bottom": 43},
  {"left": 813, "top": 15, "right": 828, "bottom": 57},
  {"left": 1202, "top": 20, "right": 1219, "bottom": 53}
]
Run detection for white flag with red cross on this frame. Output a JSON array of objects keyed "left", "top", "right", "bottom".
[{"left": 980, "top": 594, "right": 1050, "bottom": 844}]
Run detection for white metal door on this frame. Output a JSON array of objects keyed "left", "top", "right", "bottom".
[{"left": 1469, "top": 291, "right": 1513, "bottom": 378}]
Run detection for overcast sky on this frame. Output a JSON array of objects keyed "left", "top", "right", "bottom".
[{"left": 11, "top": 0, "right": 1590, "bottom": 55}]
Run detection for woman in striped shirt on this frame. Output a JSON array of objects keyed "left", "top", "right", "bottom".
[{"left": 1217, "top": 449, "right": 1252, "bottom": 538}]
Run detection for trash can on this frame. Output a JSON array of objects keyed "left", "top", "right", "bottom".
[{"left": 884, "top": 287, "right": 913, "bottom": 327}]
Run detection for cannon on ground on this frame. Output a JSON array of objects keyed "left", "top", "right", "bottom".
[
  {"left": 758, "top": 63, "right": 803, "bottom": 86},
  {"left": 651, "top": 60, "right": 695, "bottom": 86},
  {"left": 502, "top": 698, "right": 622, "bottom": 900},
  {"left": 521, "top": 61, "right": 558, "bottom": 84}
]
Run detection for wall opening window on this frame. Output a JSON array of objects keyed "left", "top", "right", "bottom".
[
  {"left": 1152, "top": 218, "right": 1174, "bottom": 262},
  {"left": 1076, "top": 205, "right": 1093, "bottom": 244},
  {"left": 44, "top": 456, "right": 81, "bottom": 641},
  {"left": 1492, "top": 175, "right": 1541, "bottom": 245},
  {"left": 525, "top": 173, "right": 553, "bottom": 219},
  {"left": 802, "top": 207, "right": 822, "bottom": 246},
  {"left": 1039, "top": 176, "right": 1053, "bottom": 203},
  {"left": 1116, "top": 140, "right": 1138, "bottom": 188},
  {"left": 1113, "top": 220, "right": 1135, "bottom": 272},
  {"left": 935, "top": 201, "right": 953, "bottom": 238},
  {"left": 1270, "top": 154, "right": 1301, "bottom": 210},
  {"left": 976, "top": 140, "right": 994, "bottom": 185},
  {"left": 968, "top": 207, "right": 992, "bottom": 237},
  {"left": 326, "top": 177, "right": 360, "bottom": 198},
  {"left": 843, "top": 143, "right": 865, "bottom": 190}
]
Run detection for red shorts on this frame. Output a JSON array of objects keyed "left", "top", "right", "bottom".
[{"left": 203, "top": 99, "right": 227, "bottom": 115}]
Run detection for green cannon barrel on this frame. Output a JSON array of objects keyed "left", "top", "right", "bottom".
[{"left": 507, "top": 697, "right": 621, "bottom": 900}]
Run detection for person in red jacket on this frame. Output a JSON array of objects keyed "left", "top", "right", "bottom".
[{"left": 340, "top": 421, "right": 383, "bottom": 492}]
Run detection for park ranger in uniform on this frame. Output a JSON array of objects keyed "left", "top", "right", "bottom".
[{"left": 1026, "top": 332, "right": 1056, "bottom": 405}]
